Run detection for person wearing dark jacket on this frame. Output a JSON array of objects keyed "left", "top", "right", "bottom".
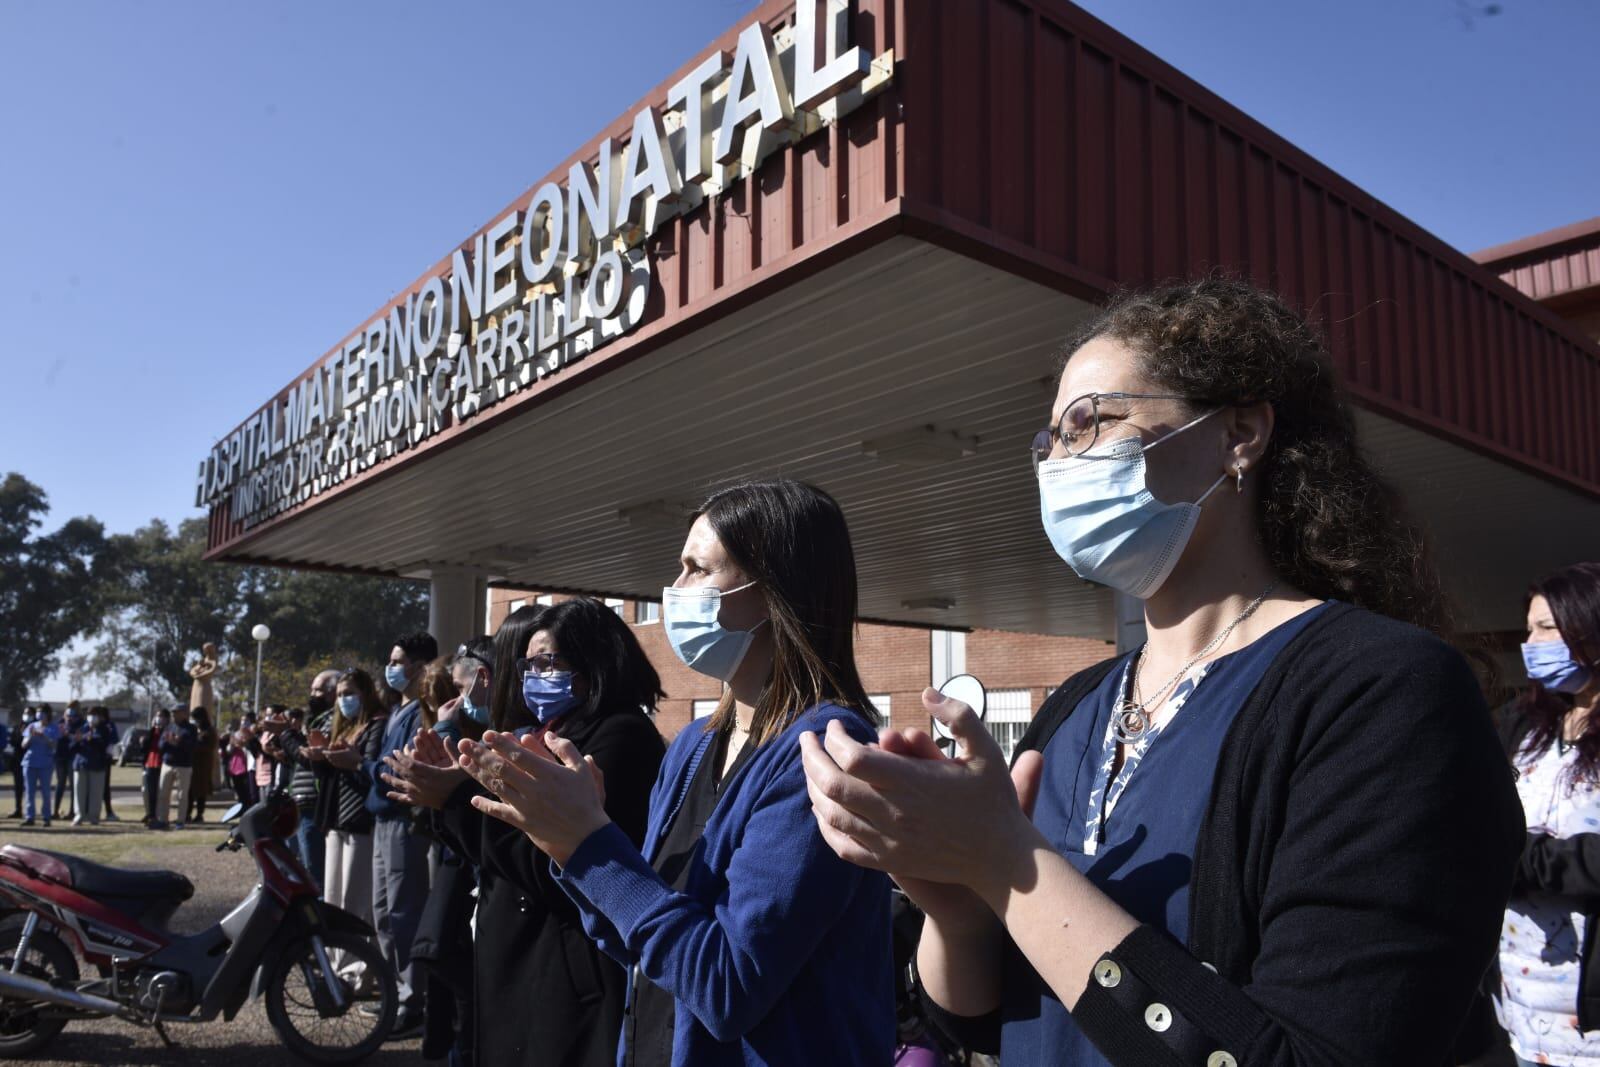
[
  {"left": 69, "top": 708, "right": 116, "bottom": 825},
  {"left": 279, "top": 667, "right": 387, "bottom": 988},
  {"left": 366, "top": 630, "right": 439, "bottom": 1039},
  {"left": 385, "top": 600, "right": 666, "bottom": 1067},
  {"left": 140, "top": 711, "right": 167, "bottom": 827},
  {"left": 1495, "top": 562, "right": 1600, "bottom": 1065},
  {"left": 156, "top": 705, "right": 198, "bottom": 828},
  {"left": 798, "top": 280, "right": 1526, "bottom": 1067},
  {"left": 53, "top": 703, "right": 81, "bottom": 820}
]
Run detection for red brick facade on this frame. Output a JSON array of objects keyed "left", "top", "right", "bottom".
[{"left": 488, "top": 589, "right": 1113, "bottom": 744}]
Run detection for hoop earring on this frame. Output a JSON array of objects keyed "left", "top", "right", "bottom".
[{"left": 1234, "top": 466, "right": 1245, "bottom": 493}]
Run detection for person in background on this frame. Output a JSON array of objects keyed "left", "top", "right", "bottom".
[
  {"left": 97, "top": 708, "right": 122, "bottom": 822},
  {"left": 253, "top": 704, "right": 284, "bottom": 802},
  {"left": 461, "top": 483, "right": 895, "bottom": 1067},
  {"left": 6, "top": 710, "right": 28, "bottom": 819},
  {"left": 21, "top": 705, "right": 61, "bottom": 827},
  {"left": 363, "top": 631, "right": 439, "bottom": 1040},
  {"left": 285, "top": 669, "right": 339, "bottom": 887},
  {"left": 1496, "top": 562, "right": 1600, "bottom": 1066},
  {"left": 156, "top": 704, "right": 198, "bottom": 829},
  {"left": 69, "top": 706, "right": 116, "bottom": 826},
  {"left": 186, "top": 706, "right": 218, "bottom": 823},
  {"left": 278, "top": 668, "right": 387, "bottom": 986},
  {"left": 395, "top": 646, "right": 488, "bottom": 1067},
  {"left": 141, "top": 710, "right": 167, "bottom": 827},
  {"left": 225, "top": 718, "right": 255, "bottom": 806},
  {"left": 52, "top": 702, "right": 80, "bottom": 821},
  {"left": 415, "top": 657, "right": 465, "bottom": 741},
  {"left": 387, "top": 614, "right": 540, "bottom": 1067},
  {"left": 0, "top": 713, "right": 13, "bottom": 825}
]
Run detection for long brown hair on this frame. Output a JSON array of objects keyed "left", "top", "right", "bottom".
[
  {"left": 698, "top": 480, "right": 876, "bottom": 747},
  {"left": 330, "top": 668, "right": 384, "bottom": 746},
  {"left": 1065, "top": 277, "right": 1452, "bottom": 637},
  {"left": 415, "top": 656, "right": 456, "bottom": 733},
  {"left": 1516, "top": 562, "right": 1600, "bottom": 782}
]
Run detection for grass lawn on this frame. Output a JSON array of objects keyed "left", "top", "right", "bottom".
[{"left": 3, "top": 820, "right": 228, "bottom": 865}]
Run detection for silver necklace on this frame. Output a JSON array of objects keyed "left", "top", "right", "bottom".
[{"left": 1112, "top": 582, "right": 1279, "bottom": 745}]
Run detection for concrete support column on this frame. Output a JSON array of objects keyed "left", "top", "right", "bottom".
[
  {"left": 427, "top": 567, "right": 487, "bottom": 650},
  {"left": 1114, "top": 590, "right": 1148, "bottom": 654}
]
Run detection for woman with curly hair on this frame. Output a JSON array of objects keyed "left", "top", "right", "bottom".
[{"left": 799, "top": 277, "right": 1525, "bottom": 1066}]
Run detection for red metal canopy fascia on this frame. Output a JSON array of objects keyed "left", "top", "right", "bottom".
[{"left": 205, "top": 0, "right": 1600, "bottom": 563}]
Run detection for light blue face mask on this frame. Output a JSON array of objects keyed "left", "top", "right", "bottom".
[
  {"left": 662, "top": 580, "right": 767, "bottom": 681},
  {"left": 1523, "top": 640, "right": 1593, "bottom": 694},
  {"left": 384, "top": 664, "right": 410, "bottom": 692},
  {"left": 460, "top": 690, "right": 491, "bottom": 726},
  {"left": 1036, "top": 408, "right": 1227, "bottom": 599},
  {"left": 337, "top": 695, "right": 361, "bottom": 719},
  {"left": 521, "top": 671, "right": 582, "bottom": 724}
]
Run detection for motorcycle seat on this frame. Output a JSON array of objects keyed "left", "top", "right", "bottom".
[{"left": 5, "top": 846, "right": 193, "bottom": 904}]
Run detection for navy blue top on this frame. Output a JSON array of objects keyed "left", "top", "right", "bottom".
[
  {"left": 1002, "top": 603, "right": 1329, "bottom": 1065},
  {"left": 69, "top": 722, "right": 117, "bottom": 771}
]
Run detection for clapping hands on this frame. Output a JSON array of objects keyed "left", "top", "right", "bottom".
[{"left": 456, "top": 730, "right": 609, "bottom": 867}]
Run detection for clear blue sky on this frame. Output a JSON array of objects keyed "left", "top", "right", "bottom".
[{"left": 2, "top": 0, "right": 1595, "bottom": 543}]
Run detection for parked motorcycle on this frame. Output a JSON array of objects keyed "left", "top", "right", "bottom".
[{"left": 0, "top": 790, "right": 395, "bottom": 1061}]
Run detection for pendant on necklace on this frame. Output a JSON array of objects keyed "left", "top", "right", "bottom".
[{"left": 1113, "top": 701, "right": 1151, "bottom": 745}]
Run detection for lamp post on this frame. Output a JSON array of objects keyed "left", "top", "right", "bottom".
[{"left": 251, "top": 624, "right": 272, "bottom": 715}]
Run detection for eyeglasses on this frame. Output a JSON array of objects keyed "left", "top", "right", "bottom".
[
  {"left": 516, "top": 653, "right": 568, "bottom": 678},
  {"left": 1029, "top": 391, "right": 1196, "bottom": 471}
]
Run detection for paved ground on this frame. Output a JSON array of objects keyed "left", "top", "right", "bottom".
[{"left": 2, "top": 777, "right": 429, "bottom": 1066}]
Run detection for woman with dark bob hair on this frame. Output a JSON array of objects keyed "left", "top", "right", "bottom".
[
  {"left": 458, "top": 480, "right": 895, "bottom": 1066},
  {"left": 384, "top": 600, "right": 667, "bottom": 1067},
  {"left": 1496, "top": 561, "right": 1600, "bottom": 1065},
  {"left": 799, "top": 277, "right": 1525, "bottom": 1066}
]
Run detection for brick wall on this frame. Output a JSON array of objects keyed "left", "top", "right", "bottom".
[{"left": 486, "top": 588, "right": 1113, "bottom": 743}]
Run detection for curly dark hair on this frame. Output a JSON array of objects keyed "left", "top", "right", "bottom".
[
  {"left": 1063, "top": 277, "right": 1452, "bottom": 637},
  {"left": 1514, "top": 562, "right": 1600, "bottom": 783}
]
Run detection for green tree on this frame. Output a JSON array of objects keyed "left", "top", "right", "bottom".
[
  {"left": 90, "top": 515, "right": 428, "bottom": 706},
  {"left": 91, "top": 517, "right": 247, "bottom": 703},
  {"left": 0, "top": 473, "right": 122, "bottom": 707}
]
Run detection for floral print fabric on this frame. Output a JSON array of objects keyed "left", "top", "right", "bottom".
[{"left": 1498, "top": 738, "right": 1600, "bottom": 1064}]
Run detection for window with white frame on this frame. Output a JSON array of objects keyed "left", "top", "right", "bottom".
[
  {"left": 692, "top": 699, "right": 720, "bottom": 720},
  {"left": 536, "top": 594, "right": 554, "bottom": 606},
  {"left": 868, "top": 694, "right": 892, "bottom": 722},
  {"left": 983, "top": 689, "right": 1034, "bottom": 762},
  {"left": 635, "top": 600, "right": 661, "bottom": 624},
  {"left": 509, "top": 599, "right": 527, "bottom": 614},
  {"left": 604, "top": 598, "right": 625, "bottom": 618}
]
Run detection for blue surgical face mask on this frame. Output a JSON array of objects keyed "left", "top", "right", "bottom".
[
  {"left": 521, "top": 671, "right": 582, "bottom": 724},
  {"left": 460, "top": 685, "right": 492, "bottom": 726},
  {"left": 337, "top": 695, "right": 362, "bottom": 719},
  {"left": 384, "top": 664, "right": 410, "bottom": 692},
  {"left": 1523, "top": 640, "right": 1593, "bottom": 695},
  {"left": 1036, "top": 409, "right": 1226, "bottom": 599},
  {"left": 662, "top": 580, "right": 767, "bottom": 681}
]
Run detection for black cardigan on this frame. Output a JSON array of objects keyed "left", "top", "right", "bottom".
[
  {"left": 922, "top": 602, "right": 1524, "bottom": 1066},
  {"left": 431, "top": 705, "right": 665, "bottom": 1067}
]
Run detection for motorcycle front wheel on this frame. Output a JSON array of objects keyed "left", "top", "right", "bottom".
[
  {"left": 0, "top": 917, "right": 78, "bottom": 1056},
  {"left": 264, "top": 928, "right": 395, "bottom": 1064}
]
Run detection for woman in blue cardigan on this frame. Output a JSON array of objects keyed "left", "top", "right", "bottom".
[{"left": 457, "top": 479, "right": 894, "bottom": 1067}]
